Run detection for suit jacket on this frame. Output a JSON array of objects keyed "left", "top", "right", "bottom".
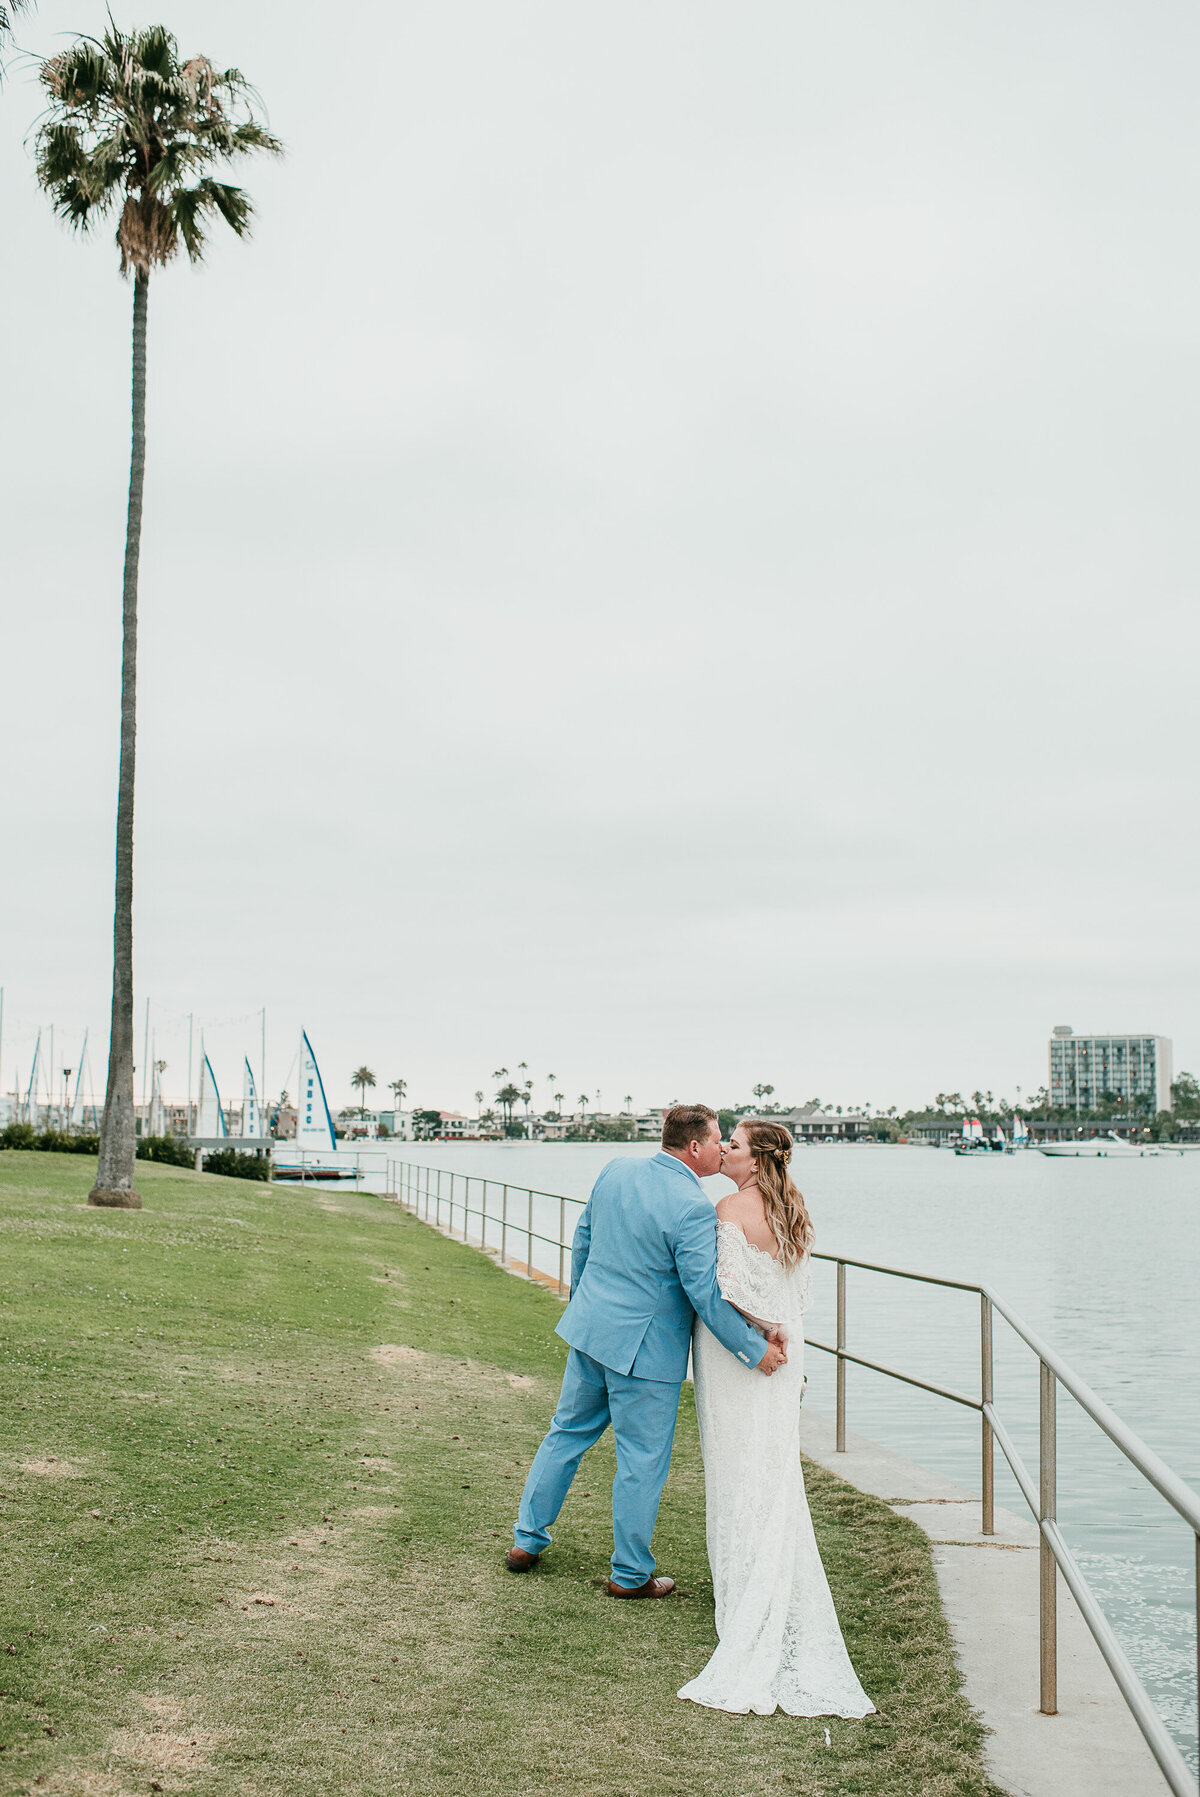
[{"left": 555, "top": 1151, "right": 768, "bottom": 1382}]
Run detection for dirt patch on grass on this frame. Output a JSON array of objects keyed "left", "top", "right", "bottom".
[
  {"left": 370, "top": 1344, "right": 424, "bottom": 1367},
  {"left": 19, "top": 1457, "right": 81, "bottom": 1477},
  {"left": 505, "top": 1374, "right": 535, "bottom": 1389},
  {"left": 37, "top": 1770, "right": 141, "bottom": 1797},
  {"left": 137, "top": 1694, "right": 191, "bottom": 1725},
  {"left": 108, "top": 1724, "right": 214, "bottom": 1777}
]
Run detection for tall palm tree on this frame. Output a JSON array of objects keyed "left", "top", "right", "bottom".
[
  {"left": 623, "top": 1094, "right": 633, "bottom": 1113},
  {"left": 389, "top": 1077, "right": 407, "bottom": 1111},
  {"left": 578, "top": 1093, "right": 589, "bottom": 1119},
  {"left": 474, "top": 1089, "right": 484, "bottom": 1115},
  {"left": 352, "top": 1066, "right": 377, "bottom": 1118},
  {"left": 37, "top": 25, "right": 280, "bottom": 1208}
]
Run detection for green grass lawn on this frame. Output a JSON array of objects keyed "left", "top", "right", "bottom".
[{"left": 0, "top": 1153, "right": 1001, "bottom": 1797}]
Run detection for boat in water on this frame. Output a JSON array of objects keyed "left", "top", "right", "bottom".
[
  {"left": 954, "top": 1116, "right": 1008, "bottom": 1154},
  {"left": 1038, "top": 1131, "right": 1181, "bottom": 1159},
  {"left": 272, "top": 1031, "right": 357, "bottom": 1180}
]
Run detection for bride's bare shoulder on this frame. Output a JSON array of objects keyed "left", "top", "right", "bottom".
[
  {"left": 716, "top": 1188, "right": 778, "bottom": 1255},
  {"left": 715, "top": 1190, "right": 764, "bottom": 1227}
]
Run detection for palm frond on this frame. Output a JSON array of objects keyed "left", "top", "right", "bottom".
[
  {"left": 0, "top": 0, "right": 31, "bottom": 46},
  {"left": 171, "top": 177, "right": 251, "bottom": 261}
]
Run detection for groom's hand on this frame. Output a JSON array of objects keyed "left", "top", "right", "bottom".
[{"left": 757, "top": 1340, "right": 787, "bottom": 1375}]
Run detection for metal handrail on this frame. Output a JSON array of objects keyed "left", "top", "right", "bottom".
[
  {"left": 803, "top": 1248, "right": 1198, "bottom": 1796},
  {"left": 384, "top": 1159, "right": 1199, "bottom": 1795},
  {"left": 388, "top": 1159, "right": 585, "bottom": 1294}
]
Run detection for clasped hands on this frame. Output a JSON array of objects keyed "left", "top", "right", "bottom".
[{"left": 757, "top": 1326, "right": 789, "bottom": 1376}]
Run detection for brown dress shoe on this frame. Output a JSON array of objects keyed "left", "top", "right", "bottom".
[
  {"left": 606, "top": 1574, "right": 675, "bottom": 1599},
  {"left": 505, "top": 1546, "right": 541, "bottom": 1572}
]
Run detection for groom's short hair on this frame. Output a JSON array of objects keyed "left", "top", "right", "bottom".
[{"left": 661, "top": 1104, "right": 719, "bottom": 1150}]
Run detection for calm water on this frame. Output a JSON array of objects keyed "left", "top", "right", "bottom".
[{"left": 334, "top": 1139, "right": 1199, "bottom": 1765}]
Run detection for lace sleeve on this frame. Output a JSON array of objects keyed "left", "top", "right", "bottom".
[{"left": 715, "top": 1223, "right": 780, "bottom": 1332}]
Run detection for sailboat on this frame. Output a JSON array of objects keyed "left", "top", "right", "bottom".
[
  {"left": 148, "top": 1058, "right": 165, "bottom": 1138},
  {"left": 240, "top": 1058, "right": 263, "bottom": 1139},
  {"left": 24, "top": 1030, "right": 41, "bottom": 1125},
  {"left": 197, "top": 1052, "right": 226, "bottom": 1138},
  {"left": 954, "top": 1116, "right": 989, "bottom": 1154},
  {"left": 273, "top": 1032, "right": 353, "bottom": 1179},
  {"left": 1012, "top": 1113, "right": 1030, "bottom": 1149}
]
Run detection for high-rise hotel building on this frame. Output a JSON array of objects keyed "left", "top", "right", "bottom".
[{"left": 1048, "top": 1027, "right": 1173, "bottom": 1114}]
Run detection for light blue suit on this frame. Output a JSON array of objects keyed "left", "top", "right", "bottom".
[{"left": 514, "top": 1151, "right": 768, "bottom": 1587}]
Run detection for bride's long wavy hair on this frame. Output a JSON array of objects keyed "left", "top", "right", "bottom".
[{"left": 744, "top": 1120, "right": 813, "bottom": 1267}]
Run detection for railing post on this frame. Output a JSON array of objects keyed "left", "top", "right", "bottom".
[
  {"left": 981, "top": 1293, "right": 994, "bottom": 1535},
  {"left": 836, "top": 1260, "right": 847, "bottom": 1452},
  {"left": 527, "top": 1188, "right": 534, "bottom": 1279},
  {"left": 501, "top": 1184, "right": 508, "bottom": 1266},
  {"left": 558, "top": 1195, "right": 566, "bottom": 1295},
  {"left": 481, "top": 1179, "right": 488, "bottom": 1252},
  {"left": 1039, "top": 1358, "right": 1058, "bottom": 1714},
  {"left": 464, "top": 1175, "right": 470, "bottom": 1242},
  {"left": 436, "top": 1167, "right": 443, "bottom": 1229}
]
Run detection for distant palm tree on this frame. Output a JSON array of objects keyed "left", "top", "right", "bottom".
[
  {"left": 522, "top": 1080, "right": 533, "bottom": 1118},
  {"left": 389, "top": 1077, "right": 407, "bottom": 1111},
  {"left": 36, "top": 25, "right": 280, "bottom": 1207},
  {"left": 495, "top": 1083, "right": 522, "bottom": 1128},
  {"left": 474, "top": 1089, "right": 484, "bottom": 1114},
  {"left": 623, "top": 1094, "right": 633, "bottom": 1113},
  {"left": 352, "top": 1065, "right": 377, "bottom": 1117},
  {"left": 578, "top": 1094, "right": 589, "bottom": 1118}
]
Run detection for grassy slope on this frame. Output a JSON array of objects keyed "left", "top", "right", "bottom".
[{"left": 0, "top": 1153, "right": 1001, "bottom": 1797}]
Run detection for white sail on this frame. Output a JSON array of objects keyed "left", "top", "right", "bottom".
[
  {"left": 68, "top": 1032, "right": 88, "bottom": 1129},
  {"left": 1013, "top": 1113, "right": 1029, "bottom": 1143},
  {"left": 198, "top": 1052, "right": 226, "bottom": 1137},
  {"left": 24, "top": 1031, "right": 41, "bottom": 1124},
  {"left": 296, "top": 1031, "right": 336, "bottom": 1152},
  {"left": 149, "top": 1060, "right": 165, "bottom": 1137},
  {"left": 241, "top": 1058, "right": 262, "bottom": 1139}
]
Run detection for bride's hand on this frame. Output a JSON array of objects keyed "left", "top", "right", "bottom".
[{"left": 757, "top": 1339, "right": 788, "bottom": 1375}]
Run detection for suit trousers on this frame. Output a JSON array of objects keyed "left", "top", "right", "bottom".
[{"left": 514, "top": 1347, "right": 682, "bottom": 1587}]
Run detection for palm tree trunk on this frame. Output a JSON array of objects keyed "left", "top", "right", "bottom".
[{"left": 90, "top": 269, "right": 148, "bottom": 1209}]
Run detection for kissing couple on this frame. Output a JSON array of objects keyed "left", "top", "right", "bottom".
[{"left": 506, "top": 1104, "right": 875, "bottom": 1718}]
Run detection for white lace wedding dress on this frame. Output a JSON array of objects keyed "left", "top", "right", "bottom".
[{"left": 678, "top": 1221, "right": 875, "bottom": 1718}]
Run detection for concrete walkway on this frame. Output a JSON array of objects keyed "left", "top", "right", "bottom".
[{"left": 799, "top": 1408, "right": 1166, "bottom": 1797}]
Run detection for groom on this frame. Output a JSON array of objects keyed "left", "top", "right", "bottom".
[{"left": 506, "top": 1104, "right": 787, "bottom": 1598}]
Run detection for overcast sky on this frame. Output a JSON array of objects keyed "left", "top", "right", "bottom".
[{"left": 4, "top": 0, "right": 1200, "bottom": 1118}]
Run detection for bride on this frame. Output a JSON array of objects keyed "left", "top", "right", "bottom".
[{"left": 678, "top": 1119, "right": 875, "bottom": 1718}]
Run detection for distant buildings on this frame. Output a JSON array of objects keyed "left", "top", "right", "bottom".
[
  {"left": 742, "top": 1106, "right": 872, "bottom": 1142},
  {"left": 1048, "top": 1026, "right": 1172, "bottom": 1115}
]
